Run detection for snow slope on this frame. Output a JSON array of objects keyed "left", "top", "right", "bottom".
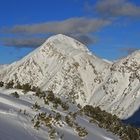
[
  {"left": 0, "top": 88, "right": 119, "bottom": 140},
  {"left": 0, "top": 34, "right": 140, "bottom": 122}
]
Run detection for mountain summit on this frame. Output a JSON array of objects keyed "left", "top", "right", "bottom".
[
  {"left": 0, "top": 34, "right": 140, "bottom": 124},
  {"left": 44, "top": 34, "right": 91, "bottom": 53}
]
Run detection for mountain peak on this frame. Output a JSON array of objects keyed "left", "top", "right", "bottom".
[
  {"left": 46, "top": 34, "right": 75, "bottom": 42},
  {"left": 48, "top": 33, "right": 69, "bottom": 39},
  {"left": 42, "top": 34, "right": 91, "bottom": 54}
]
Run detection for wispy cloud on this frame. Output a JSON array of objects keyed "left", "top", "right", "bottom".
[
  {"left": 0, "top": 17, "right": 111, "bottom": 47},
  {"left": 69, "top": 34, "right": 98, "bottom": 45},
  {"left": 1, "top": 38, "right": 46, "bottom": 48},
  {"left": 95, "top": 0, "right": 140, "bottom": 18},
  {"left": 2, "top": 1, "right": 139, "bottom": 48},
  {"left": 2, "top": 18, "right": 110, "bottom": 35}
]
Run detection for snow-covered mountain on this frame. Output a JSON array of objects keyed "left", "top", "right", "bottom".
[
  {"left": 0, "top": 34, "right": 140, "bottom": 122},
  {"left": 0, "top": 34, "right": 110, "bottom": 105}
]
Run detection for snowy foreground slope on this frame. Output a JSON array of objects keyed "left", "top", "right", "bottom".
[
  {"left": 0, "top": 88, "right": 119, "bottom": 140},
  {"left": 0, "top": 34, "right": 140, "bottom": 122}
]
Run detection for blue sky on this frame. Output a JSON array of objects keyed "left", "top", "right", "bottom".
[{"left": 0, "top": 0, "right": 140, "bottom": 64}]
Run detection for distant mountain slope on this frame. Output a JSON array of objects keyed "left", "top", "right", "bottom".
[
  {"left": 89, "top": 51, "right": 140, "bottom": 120},
  {"left": 0, "top": 34, "right": 140, "bottom": 123}
]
